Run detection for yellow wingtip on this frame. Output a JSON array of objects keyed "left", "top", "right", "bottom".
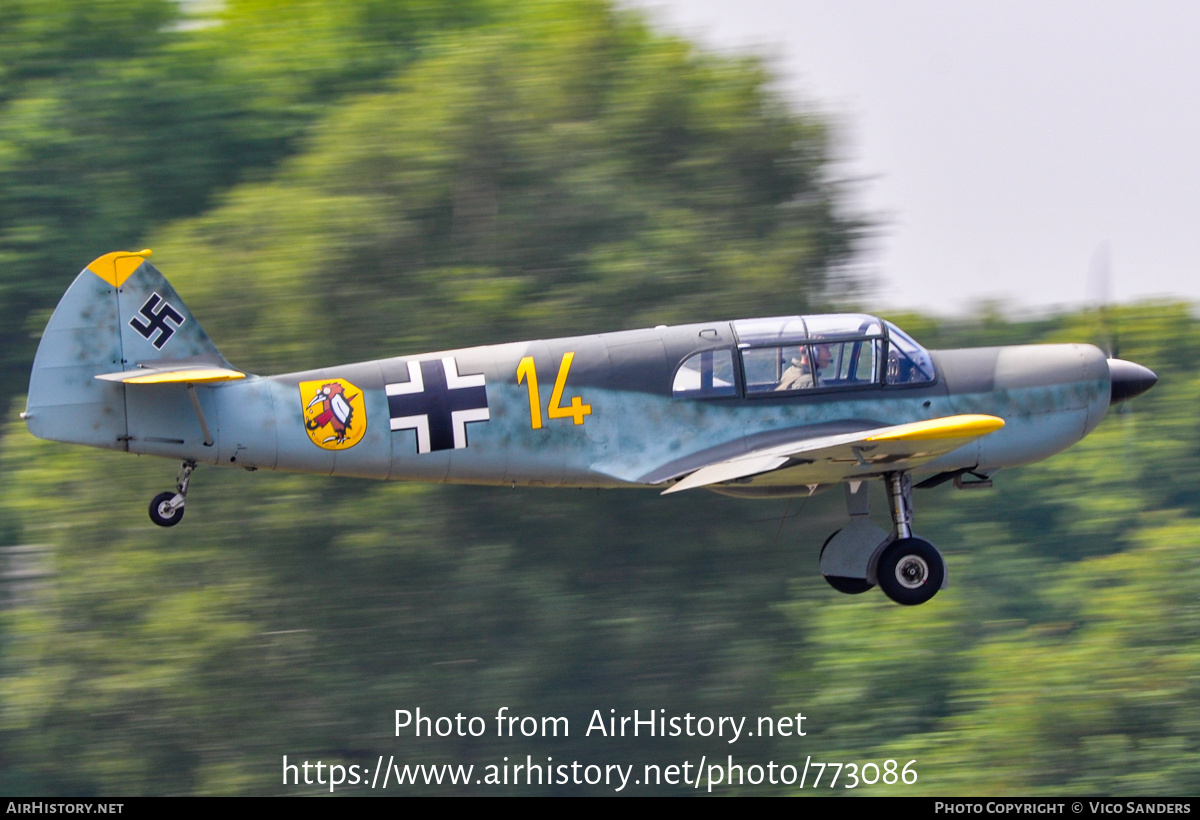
[
  {"left": 86, "top": 249, "right": 154, "bottom": 287},
  {"left": 865, "top": 414, "right": 1005, "bottom": 443}
]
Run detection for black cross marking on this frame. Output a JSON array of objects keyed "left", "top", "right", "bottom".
[
  {"left": 386, "top": 358, "right": 489, "bottom": 453},
  {"left": 129, "top": 292, "right": 185, "bottom": 350}
]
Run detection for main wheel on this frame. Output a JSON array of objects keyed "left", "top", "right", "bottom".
[
  {"left": 877, "top": 537, "right": 944, "bottom": 606},
  {"left": 149, "top": 491, "right": 184, "bottom": 527},
  {"left": 820, "top": 529, "right": 875, "bottom": 594}
]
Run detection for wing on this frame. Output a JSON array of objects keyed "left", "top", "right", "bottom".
[{"left": 660, "top": 414, "right": 1004, "bottom": 495}]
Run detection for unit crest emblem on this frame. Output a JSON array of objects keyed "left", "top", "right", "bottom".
[{"left": 300, "top": 378, "right": 367, "bottom": 450}]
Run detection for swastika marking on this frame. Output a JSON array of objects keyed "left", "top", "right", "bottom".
[{"left": 129, "top": 292, "right": 185, "bottom": 350}]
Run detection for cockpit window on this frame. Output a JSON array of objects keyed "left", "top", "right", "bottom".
[
  {"left": 743, "top": 339, "right": 882, "bottom": 394},
  {"left": 672, "top": 349, "right": 737, "bottom": 398},
  {"left": 731, "top": 315, "right": 888, "bottom": 395},
  {"left": 884, "top": 321, "right": 936, "bottom": 385}
]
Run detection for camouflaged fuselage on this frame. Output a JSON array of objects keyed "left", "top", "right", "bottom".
[
  {"left": 26, "top": 258, "right": 1111, "bottom": 493},
  {"left": 144, "top": 331, "right": 1109, "bottom": 490}
]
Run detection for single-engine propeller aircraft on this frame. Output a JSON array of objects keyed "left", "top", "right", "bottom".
[{"left": 23, "top": 251, "right": 1159, "bottom": 605}]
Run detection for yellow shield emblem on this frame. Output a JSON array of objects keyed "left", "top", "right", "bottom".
[{"left": 300, "top": 378, "right": 367, "bottom": 450}]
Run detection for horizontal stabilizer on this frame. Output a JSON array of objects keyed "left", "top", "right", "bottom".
[{"left": 661, "top": 414, "right": 1004, "bottom": 494}]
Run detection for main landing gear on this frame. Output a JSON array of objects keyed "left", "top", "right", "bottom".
[
  {"left": 149, "top": 460, "right": 196, "bottom": 527},
  {"left": 819, "top": 471, "right": 946, "bottom": 606}
]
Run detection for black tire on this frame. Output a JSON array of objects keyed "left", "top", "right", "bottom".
[
  {"left": 149, "top": 491, "right": 184, "bottom": 527},
  {"left": 877, "top": 537, "right": 944, "bottom": 606},
  {"left": 820, "top": 529, "right": 876, "bottom": 594}
]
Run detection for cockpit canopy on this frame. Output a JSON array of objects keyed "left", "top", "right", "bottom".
[
  {"left": 732, "top": 313, "right": 882, "bottom": 345},
  {"left": 672, "top": 314, "right": 935, "bottom": 398}
]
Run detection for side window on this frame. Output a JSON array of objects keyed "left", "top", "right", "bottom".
[
  {"left": 841, "top": 339, "right": 880, "bottom": 385},
  {"left": 742, "top": 340, "right": 881, "bottom": 394},
  {"left": 797, "top": 341, "right": 880, "bottom": 388},
  {"left": 672, "top": 349, "right": 737, "bottom": 398},
  {"left": 742, "top": 347, "right": 786, "bottom": 394}
]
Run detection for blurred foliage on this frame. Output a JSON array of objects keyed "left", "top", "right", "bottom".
[
  {"left": 0, "top": 0, "right": 500, "bottom": 399},
  {"left": 2, "top": 0, "right": 1199, "bottom": 797},
  {"left": 152, "top": 0, "right": 860, "bottom": 374}
]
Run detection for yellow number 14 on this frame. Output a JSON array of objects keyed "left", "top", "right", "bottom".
[{"left": 517, "top": 352, "right": 592, "bottom": 429}]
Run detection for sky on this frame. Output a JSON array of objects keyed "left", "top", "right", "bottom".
[{"left": 624, "top": 0, "right": 1200, "bottom": 315}]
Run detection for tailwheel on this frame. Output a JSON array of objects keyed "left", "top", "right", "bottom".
[
  {"left": 876, "top": 537, "right": 944, "bottom": 606},
  {"left": 148, "top": 460, "right": 195, "bottom": 528},
  {"left": 149, "top": 492, "right": 184, "bottom": 527}
]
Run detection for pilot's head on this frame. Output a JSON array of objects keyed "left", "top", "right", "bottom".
[{"left": 813, "top": 343, "right": 833, "bottom": 368}]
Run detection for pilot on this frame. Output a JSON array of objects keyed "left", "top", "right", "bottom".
[{"left": 777, "top": 343, "right": 832, "bottom": 390}]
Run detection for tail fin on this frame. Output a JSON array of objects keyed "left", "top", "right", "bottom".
[{"left": 25, "top": 251, "right": 238, "bottom": 450}]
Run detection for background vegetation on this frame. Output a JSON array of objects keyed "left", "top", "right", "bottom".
[{"left": 1, "top": 0, "right": 1196, "bottom": 795}]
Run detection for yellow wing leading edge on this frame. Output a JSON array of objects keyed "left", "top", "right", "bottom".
[{"left": 863, "top": 414, "right": 1005, "bottom": 443}]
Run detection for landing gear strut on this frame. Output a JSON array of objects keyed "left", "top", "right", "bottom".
[
  {"left": 816, "top": 473, "right": 947, "bottom": 605},
  {"left": 876, "top": 472, "right": 944, "bottom": 606},
  {"left": 149, "top": 460, "right": 196, "bottom": 527}
]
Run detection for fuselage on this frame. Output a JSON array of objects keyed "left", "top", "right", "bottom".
[{"left": 115, "top": 321, "right": 1112, "bottom": 491}]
